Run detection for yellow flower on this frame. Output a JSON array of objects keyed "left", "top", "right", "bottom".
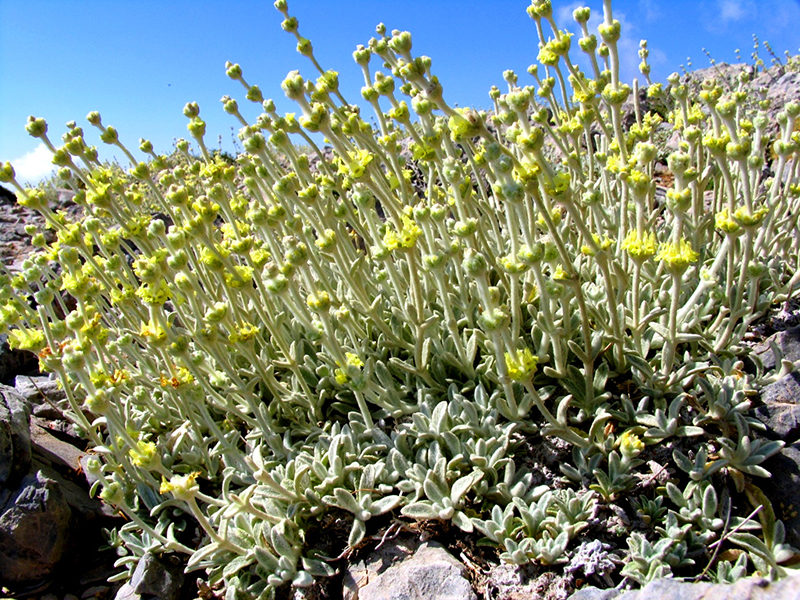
[
  {"left": 8, "top": 328, "right": 46, "bottom": 352},
  {"left": 504, "top": 348, "right": 539, "bottom": 381},
  {"left": 228, "top": 322, "right": 259, "bottom": 344},
  {"left": 140, "top": 319, "right": 167, "bottom": 343},
  {"left": 447, "top": 108, "right": 482, "bottom": 141},
  {"left": 129, "top": 440, "right": 159, "bottom": 470},
  {"left": 334, "top": 352, "right": 364, "bottom": 385},
  {"left": 581, "top": 233, "right": 614, "bottom": 257},
  {"left": 383, "top": 215, "right": 422, "bottom": 251},
  {"left": 732, "top": 205, "right": 769, "bottom": 228},
  {"left": 655, "top": 238, "right": 698, "bottom": 271},
  {"left": 715, "top": 208, "right": 741, "bottom": 234},
  {"left": 621, "top": 230, "right": 657, "bottom": 260},
  {"left": 160, "top": 472, "right": 200, "bottom": 500},
  {"left": 618, "top": 430, "right": 645, "bottom": 459}
]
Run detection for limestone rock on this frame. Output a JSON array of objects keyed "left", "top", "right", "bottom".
[
  {"left": 345, "top": 540, "right": 475, "bottom": 600},
  {"left": 759, "top": 443, "right": 800, "bottom": 548},
  {"left": 570, "top": 569, "right": 800, "bottom": 599},
  {"left": 13, "top": 374, "right": 64, "bottom": 403},
  {"left": 0, "top": 469, "right": 71, "bottom": 587},
  {"left": 752, "top": 326, "right": 800, "bottom": 371},
  {"left": 0, "top": 384, "right": 31, "bottom": 487},
  {"left": 754, "top": 372, "right": 800, "bottom": 442},
  {"left": 114, "top": 552, "right": 185, "bottom": 600}
]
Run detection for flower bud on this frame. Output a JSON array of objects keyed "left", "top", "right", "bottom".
[
  {"left": 353, "top": 45, "right": 371, "bottom": 65},
  {"left": 282, "top": 71, "right": 306, "bottom": 100},
  {"left": 281, "top": 16, "right": 298, "bottom": 32},
  {"left": 573, "top": 6, "right": 591, "bottom": 23},
  {"left": 0, "top": 162, "right": 15, "bottom": 183},
  {"left": 598, "top": 20, "right": 621, "bottom": 44},
  {"left": 296, "top": 37, "right": 313, "bottom": 56},
  {"left": 26, "top": 116, "right": 48, "bottom": 138},
  {"left": 462, "top": 249, "right": 487, "bottom": 275}
]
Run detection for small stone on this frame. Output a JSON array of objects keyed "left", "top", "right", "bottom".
[
  {"left": 355, "top": 541, "right": 476, "bottom": 600},
  {"left": 80, "top": 585, "right": 110, "bottom": 599},
  {"left": 64, "top": 594, "right": 81, "bottom": 600},
  {"left": 112, "top": 583, "right": 137, "bottom": 600},
  {"left": 129, "top": 552, "right": 184, "bottom": 600},
  {"left": 0, "top": 470, "right": 71, "bottom": 586},
  {"left": 760, "top": 443, "right": 800, "bottom": 548},
  {"left": 568, "top": 588, "right": 620, "bottom": 600},
  {"left": 40, "top": 593, "right": 58, "bottom": 600},
  {"left": 754, "top": 372, "right": 800, "bottom": 442},
  {"left": 752, "top": 326, "right": 800, "bottom": 371}
]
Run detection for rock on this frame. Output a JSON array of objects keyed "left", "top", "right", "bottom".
[
  {"left": 0, "top": 184, "right": 15, "bottom": 204},
  {"left": 80, "top": 585, "right": 111, "bottom": 599},
  {"left": 752, "top": 326, "right": 800, "bottom": 371},
  {"left": 33, "top": 457, "right": 115, "bottom": 523},
  {"left": 763, "top": 71, "right": 800, "bottom": 126},
  {"left": 30, "top": 420, "right": 86, "bottom": 473},
  {"left": 754, "top": 372, "right": 800, "bottom": 442},
  {"left": 114, "top": 583, "right": 138, "bottom": 600},
  {"left": 14, "top": 374, "right": 66, "bottom": 405},
  {"left": 346, "top": 540, "right": 476, "bottom": 600},
  {"left": 0, "top": 335, "right": 37, "bottom": 387},
  {"left": 0, "top": 470, "right": 71, "bottom": 587},
  {"left": 113, "top": 552, "right": 185, "bottom": 600},
  {"left": 569, "top": 588, "right": 620, "bottom": 600},
  {"left": 0, "top": 384, "right": 31, "bottom": 487},
  {"left": 759, "top": 443, "right": 800, "bottom": 548},
  {"left": 570, "top": 569, "right": 800, "bottom": 599}
]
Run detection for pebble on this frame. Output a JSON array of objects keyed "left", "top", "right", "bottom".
[{"left": 80, "top": 586, "right": 110, "bottom": 599}]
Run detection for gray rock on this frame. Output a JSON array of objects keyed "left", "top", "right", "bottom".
[
  {"left": 80, "top": 585, "right": 111, "bottom": 599},
  {"left": 33, "top": 457, "right": 115, "bottom": 523},
  {"left": 125, "top": 552, "right": 184, "bottom": 600},
  {"left": 0, "top": 334, "right": 38, "bottom": 385},
  {"left": 753, "top": 326, "right": 800, "bottom": 371},
  {"left": 114, "top": 583, "right": 139, "bottom": 600},
  {"left": 344, "top": 537, "right": 417, "bottom": 600},
  {"left": 0, "top": 469, "right": 71, "bottom": 586},
  {"left": 570, "top": 569, "right": 800, "bottom": 599},
  {"left": 350, "top": 541, "right": 476, "bottom": 600},
  {"left": 14, "top": 374, "right": 66, "bottom": 405},
  {"left": 0, "top": 384, "right": 31, "bottom": 487},
  {"left": 754, "top": 372, "right": 800, "bottom": 442},
  {"left": 569, "top": 588, "right": 621, "bottom": 600},
  {"left": 30, "top": 420, "right": 85, "bottom": 473},
  {"left": 759, "top": 443, "right": 800, "bottom": 548}
]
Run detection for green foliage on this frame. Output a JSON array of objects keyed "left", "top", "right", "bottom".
[{"left": 1, "top": 0, "right": 799, "bottom": 596}]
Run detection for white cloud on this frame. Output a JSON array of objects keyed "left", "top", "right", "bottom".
[
  {"left": 8, "top": 143, "right": 56, "bottom": 185},
  {"left": 639, "top": 0, "right": 662, "bottom": 21},
  {"left": 718, "top": 0, "right": 749, "bottom": 22}
]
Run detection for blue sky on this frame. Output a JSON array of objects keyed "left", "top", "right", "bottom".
[{"left": 1, "top": 0, "right": 799, "bottom": 184}]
